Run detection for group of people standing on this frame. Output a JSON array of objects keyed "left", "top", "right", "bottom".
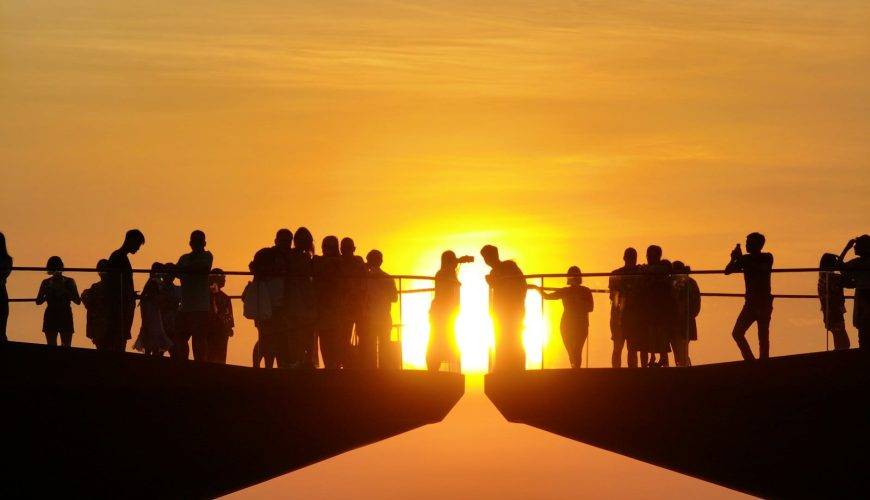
[{"left": 244, "top": 229, "right": 399, "bottom": 370}]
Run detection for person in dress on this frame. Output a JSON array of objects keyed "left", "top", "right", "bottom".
[
  {"left": 36, "top": 256, "right": 81, "bottom": 347},
  {"left": 133, "top": 263, "right": 173, "bottom": 356}
]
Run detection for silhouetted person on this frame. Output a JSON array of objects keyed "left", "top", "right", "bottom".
[
  {"left": 0, "top": 232, "right": 11, "bottom": 343},
  {"left": 106, "top": 229, "right": 145, "bottom": 352},
  {"left": 839, "top": 235, "right": 870, "bottom": 348},
  {"left": 358, "top": 250, "right": 398, "bottom": 369},
  {"left": 270, "top": 229, "right": 293, "bottom": 368},
  {"left": 246, "top": 247, "right": 281, "bottom": 368},
  {"left": 725, "top": 232, "right": 774, "bottom": 360},
  {"left": 609, "top": 248, "right": 640, "bottom": 368},
  {"left": 173, "top": 230, "right": 213, "bottom": 361},
  {"left": 482, "top": 245, "right": 527, "bottom": 372},
  {"left": 818, "top": 253, "right": 850, "bottom": 350},
  {"left": 671, "top": 261, "right": 700, "bottom": 366},
  {"left": 427, "top": 252, "right": 472, "bottom": 372},
  {"left": 159, "top": 262, "right": 182, "bottom": 350},
  {"left": 339, "top": 237, "right": 366, "bottom": 367},
  {"left": 287, "top": 227, "right": 318, "bottom": 368},
  {"left": 536, "top": 266, "right": 593, "bottom": 369},
  {"left": 36, "top": 256, "right": 81, "bottom": 347},
  {"left": 82, "top": 259, "right": 111, "bottom": 349},
  {"left": 133, "top": 263, "right": 173, "bottom": 356},
  {"left": 207, "top": 269, "right": 234, "bottom": 363},
  {"left": 313, "top": 236, "right": 344, "bottom": 368},
  {"left": 641, "top": 250, "right": 673, "bottom": 367}
]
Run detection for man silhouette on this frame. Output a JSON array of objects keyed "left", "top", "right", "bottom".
[
  {"left": 313, "top": 236, "right": 344, "bottom": 368},
  {"left": 839, "top": 235, "right": 870, "bottom": 348},
  {"left": 271, "top": 229, "right": 293, "bottom": 367},
  {"left": 482, "top": 245, "right": 527, "bottom": 372},
  {"left": 725, "top": 232, "right": 774, "bottom": 360},
  {"left": 174, "top": 230, "right": 213, "bottom": 361},
  {"left": 339, "top": 237, "right": 366, "bottom": 367},
  {"left": 106, "top": 229, "right": 145, "bottom": 352},
  {"left": 359, "top": 250, "right": 398, "bottom": 369},
  {"left": 609, "top": 248, "right": 639, "bottom": 367}
]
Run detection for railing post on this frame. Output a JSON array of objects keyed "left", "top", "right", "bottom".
[
  {"left": 398, "top": 277, "right": 403, "bottom": 370},
  {"left": 540, "top": 276, "right": 544, "bottom": 370}
]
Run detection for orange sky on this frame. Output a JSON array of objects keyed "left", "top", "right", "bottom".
[{"left": 1, "top": 0, "right": 868, "bottom": 497}]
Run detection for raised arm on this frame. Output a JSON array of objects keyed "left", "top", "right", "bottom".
[{"left": 837, "top": 238, "right": 856, "bottom": 264}]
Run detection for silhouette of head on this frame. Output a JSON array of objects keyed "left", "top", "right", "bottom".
[
  {"left": 149, "top": 262, "right": 164, "bottom": 278},
  {"left": 819, "top": 253, "right": 839, "bottom": 270},
  {"left": 672, "top": 261, "right": 687, "bottom": 273},
  {"left": 856, "top": 235, "right": 870, "bottom": 257},
  {"left": 163, "top": 262, "right": 177, "bottom": 283},
  {"left": 189, "top": 230, "right": 206, "bottom": 251},
  {"left": 623, "top": 247, "right": 637, "bottom": 266},
  {"left": 660, "top": 259, "right": 673, "bottom": 272},
  {"left": 567, "top": 266, "right": 582, "bottom": 286},
  {"left": 441, "top": 250, "right": 459, "bottom": 270},
  {"left": 46, "top": 255, "right": 64, "bottom": 275},
  {"left": 480, "top": 245, "right": 500, "bottom": 267},
  {"left": 123, "top": 229, "right": 145, "bottom": 254},
  {"left": 646, "top": 245, "right": 662, "bottom": 265},
  {"left": 294, "top": 227, "right": 314, "bottom": 253},
  {"left": 322, "top": 236, "right": 339, "bottom": 257},
  {"left": 275, "top": 229, "right": 293, "bottom": 250},
  {"left": 746, "top": 232, "right": 766, "bottom": 254},
  {"left": 96, "top": 259, "right": 109, "bottom": 280},
  {"left": 251, "top": 248, "right": 274, "bottom": 276},
  {"left": 0, "top": 232, "right": 8, "bottom": 260},
  {"left": 366, "top": 250, "right": 383, "bottom": 269},
  {"left": 211, "top": 268, "right": 226, "bottom": 288},
  {"left": 340, "top": 237, "right": 356, "bottom": 256}
]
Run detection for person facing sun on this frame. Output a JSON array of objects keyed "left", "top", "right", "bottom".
[
  {"left": 481, "top": 245, "right": 528, "bottom": 372},
  {"left": 427, "top": 251, "right": 474, "bottom": 372},
  {"left": 535, "top": 266, "right": 593, "bottom": 368}
]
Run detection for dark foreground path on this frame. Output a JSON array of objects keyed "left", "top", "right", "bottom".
[
  {"left": 0, "top": 342, "right": 463, "bottom": 498},
  {"left": 486, "top": 350, "right": 870, "bottom": 498}
]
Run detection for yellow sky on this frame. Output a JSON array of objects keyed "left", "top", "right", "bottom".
[{"left": 1, "top": 0, "right": 869, "bottom": 496}]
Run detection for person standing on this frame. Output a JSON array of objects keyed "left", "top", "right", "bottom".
[
  {"left": 313, "top": 236, "right": 344, "bottom": 368},
  {"left": 338, "top": 237, "right": 367, "bottom": 367},
  {"left": 0, "top": 232, "right": 11, "bottom": 343},
  {"left": 536, "top": 266, "right": 594, "bottom": 369},
  {"left": 640, "top": 248, "right": 672, "bottom": 367},
  {"left": 839, "top": 235, "right": 870, "bottom": 348},
  {"left": 270, "top": 229, "right": 293, "bottom": 367},
  {"left": 159, "top": 263, "right": 182, "bottom": 350},
  {"left": 609, "top": 248, "right": 639, "bottom": 368},
  {"left": 725, "top": 232, "right": 774, "bottom": 360},
  {"left": 106, "top": 229, "right": 145, "bottom": 352},
  {"left": 173, "top": 230, "right": 213, "bottom": 361},
  {"left": 81, "top": 260, "right": 111, "bottom": 349},
  {"left": 36, "top": 256, "right": 81, "bottom": 347},
  {"left": 207, "top": 269, "right": 234, "bottom": 363},
  {"left": 818, "top": 253, "right": 850, "bottom": 350},
  {"left": 671, "top": 261, "right": 701, "bottom": 366},
  {"left": 427, "top": 251, "right": 472, "bottom": 372},
  {"left": 133, "top": 263, "right": 173, "bottom": 356},
  {"left": 482, "top": 245, "right": 528, "bottom": 372},
  {"left": 358, "top": 250, "right": 398, "bottom": 369},
  {"left": 287, "top": 227, "right": 318, "bottom": 368}
]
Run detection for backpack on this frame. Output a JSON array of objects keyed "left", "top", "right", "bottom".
[{"left": 242, "top": 280, "right": 273, "bottom": 321}]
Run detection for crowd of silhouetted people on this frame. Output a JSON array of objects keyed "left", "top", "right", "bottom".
[{"left": 0, "top": 230, "right": 867, "bottom": 370}]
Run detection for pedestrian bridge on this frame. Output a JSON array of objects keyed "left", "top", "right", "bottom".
[
  {"left": 485, "top": 349, "right": 870, "bottom": 498},
  {"left": 0, "top": 341, "right": 464, "bottom": 498}
]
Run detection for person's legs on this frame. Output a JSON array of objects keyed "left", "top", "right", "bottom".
[
  {"left": 0, "top": 289, "right": 8, "bottom": 342},
  {"left": 757, "top": 308, "right": 772, "bottom": 360},
  {"left": 357, "top": 329, "right": 377, "bottom": 369},
  {"left": 171, "top": 312, "right": 191, "bottom": 360},
  {"left": 671, "top": 339, "right": 688, "bottom": 367},
  {"left": 731, "top": 305, "right": 757, "bottom": 360},
  {"left": 829, "top": 316, "right": 850, "bottom": 350},
  {"left": 59, "top": 331, "right": 73, "bottom": 347},
  {"left": 377, "top": 321, "right": 395, "bottom": 369},
  {"left": 45, "top": 331, "right": 58, "bottom": 346}
]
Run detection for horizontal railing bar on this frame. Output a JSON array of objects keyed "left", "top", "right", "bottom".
[
  {"left": 520, "top": 267, "right": 848, "bottom": 279},
  {"left": 6, "top": 266, "right": 435, "bottom": 280}
]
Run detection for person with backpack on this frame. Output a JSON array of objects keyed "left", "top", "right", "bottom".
[{"left": 244, "top": 247, "right": 281, "bottom": 368}]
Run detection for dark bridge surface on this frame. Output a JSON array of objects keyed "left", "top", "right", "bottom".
[
  {"left": 0, "top": 342, "right": 464, "bottom": 498},
  {"left": 486, "top": 350, "right": 870, "bottom": 498}
]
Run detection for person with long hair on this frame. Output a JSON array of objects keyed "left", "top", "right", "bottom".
[
  {"left": 0, "top": 232, "right": 11, "bottom": 342},
  {"left": 133, "top": 263, "right": 174, "bottom": 356},
  {"left": 287, "top": 227, "right": 318, "bottom": 368},
  {"left": 36, "top": 256, "right": 81, "bottom": 347},
  {"left": 427, "top": 251, "right": 473, "bottom": 372}
]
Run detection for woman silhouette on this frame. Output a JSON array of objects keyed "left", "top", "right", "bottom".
[
  {"left": 36, "top": 256, "right": 81, "bottom": 347},
  {"left": 536, "top": 266, "right": 593, "bottom": 368},
  {"left": 427, "top": 251, "right": 473, "bottom": 372}
]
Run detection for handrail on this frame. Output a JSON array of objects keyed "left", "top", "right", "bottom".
[
  {"left": 8, "top": 266, "right": 435, "bottom": 280},
  {"left": 520, "top": 267, "right": 853, "bottom": 279},
  {"left": 535, "top": 287, "right": 855, "bottom": 300}
]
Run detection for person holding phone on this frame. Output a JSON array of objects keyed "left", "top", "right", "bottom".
[
  {"left": 427, "top": 251, "right": 473, "bottom": 372},
  {"left": 725, "top": 232, "right": 774, "bottom": 360}
]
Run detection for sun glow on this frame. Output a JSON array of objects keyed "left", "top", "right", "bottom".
[{"left": 399, "top": 260, "right": 548, "bottom": 374}]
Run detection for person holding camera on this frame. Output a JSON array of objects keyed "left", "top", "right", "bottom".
[
  {"left": 838, "top": 235, "right": 870, "bottom": 348},
  {"left": 427, "top": 251, "right": 473, "bottom": 372},
  {"left": 725, "top": 232, "right": 774, "bottom": 360}
]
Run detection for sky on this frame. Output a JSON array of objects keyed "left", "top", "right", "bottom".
[{"left": 1, "top": 0, "right": 868, "bottom": 497}]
